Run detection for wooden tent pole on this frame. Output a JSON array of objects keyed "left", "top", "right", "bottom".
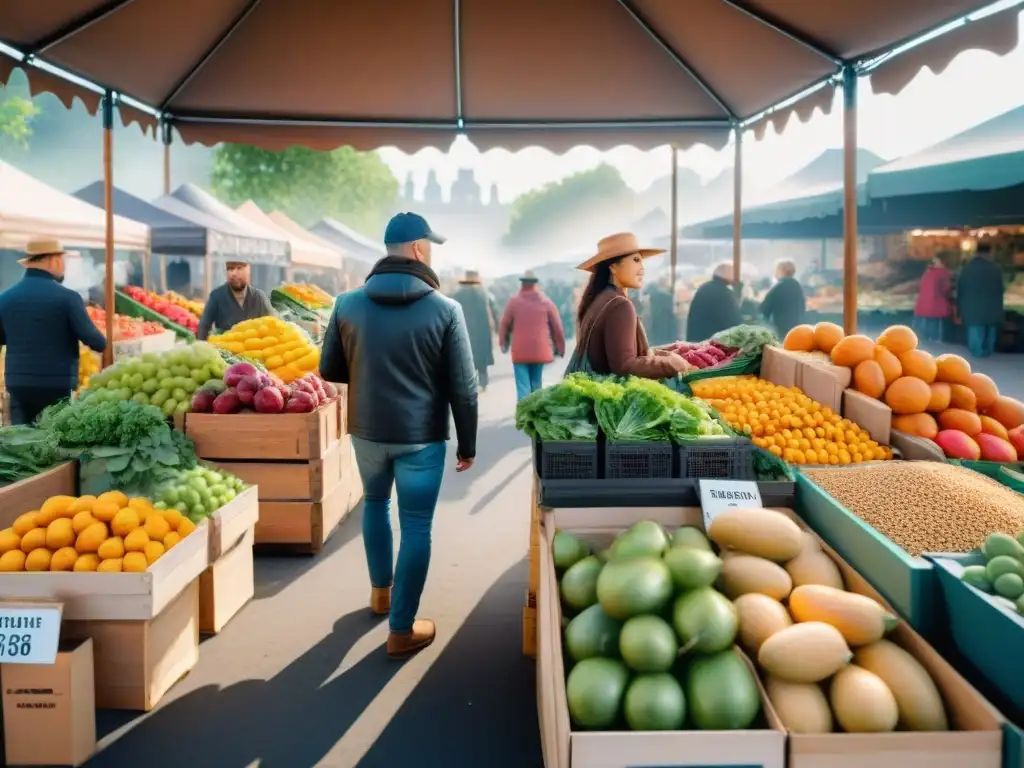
[
  {"left": 669, "top": 144, "right": 678, "bottom": 298},
  {"left": 102, "top": 92, "right": 115, "bottom": 368},
  {"left": 842, "top": 66, "right": 859, "bottom": 335},
  {"left": 160, "top": 120, "right": 171, "bottom": 293},
  {"left": 732, "top": 126, "right": 743, "bottom": 291}
]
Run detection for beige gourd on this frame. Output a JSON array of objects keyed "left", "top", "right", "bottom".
[
  {"left": 854, "top": 639, "right": 949, "bottom": 731},
  {"left": 734, "top": 593, "right": 792, "bottom": 655},
  {"left": 720, "top": 555, "right": 793, "bottom": 601},
  {"left": 788, "top": 585, "right": 898, "bottom": 646},
  {"left": 758, "top": 622, "right": 852, "bottom": 683},
  {"left": 707, "top": 507, "right": 803, "bottom": 562},
  {"left": 830, "top": 665, "right": 899, "bottom": 733},
  {"left": 764, "top": 676, "right": 834, "bottom": 734},
  {"left": 785, "top": 549, "right": 845, "bottom": 590}
]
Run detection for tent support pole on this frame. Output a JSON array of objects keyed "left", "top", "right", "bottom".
[
  {"left": 669, "top": 144, "right": 678, "bottom": 300},
  {"left": 204, "top": 252, "right": 212, "bottom": 298},
  {"left": 142, "top": 243, "right": 151, "bottom": 292},
  {"left": 732, "top": 125, "right": 742, "bottom": 293},
  {"left": 161, "top": 120, "right": 171, "bottom": 294},
  {"left": 842, "top": 65, "right": 858, "bottom": 335},
  {"left": 102, "top": 91, "right": 115, "bottom": 368}
]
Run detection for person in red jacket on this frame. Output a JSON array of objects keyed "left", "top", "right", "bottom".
[
  {"left": 499, "top": 271, "right": 566, "bottom": 400},
  {"left": 913, "top": 255, "right": 953, "bottom": 342}
]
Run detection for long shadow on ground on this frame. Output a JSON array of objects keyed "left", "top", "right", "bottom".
[
  {"left": 86, "top": 610, "right": 398, "bottom": 768},
  {"left": 357, "top": 558, "right": 542, "bottom": 768}
]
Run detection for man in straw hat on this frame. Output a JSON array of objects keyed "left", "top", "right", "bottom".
[
  {"left": 451, "top": 269, "right": 497, "bottom": 392},
  {"left": 196, "top": 258, "right": 275, "bottom": 341},
  {"left": 0, "top": 237, "right": 107, "bottom": 424},
  {"left": 499, "top": 270, "right": 566, "bottom": 400},
  {"left": 319, "top": 211, "right": 477, "bottom": 659}
]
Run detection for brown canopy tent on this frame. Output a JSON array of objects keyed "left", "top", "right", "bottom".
[{"left": 1, "top": 0, "right": 1021, "bottom": 354}]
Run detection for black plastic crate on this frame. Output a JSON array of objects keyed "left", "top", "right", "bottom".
[
  {"left": 535, "top": 438, "right": 600, "bottom": 480},
  {"left": 604, "top": 442, "right": 674, "bottom": 479},
  {"left": 676, "top": 438, "right": 755, "bottom": 480}
]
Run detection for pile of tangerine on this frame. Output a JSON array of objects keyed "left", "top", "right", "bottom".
[{"left": 690, "top": 376, "right": 893, "bottom": 465}]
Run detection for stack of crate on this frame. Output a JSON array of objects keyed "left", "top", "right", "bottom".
[{"left": 523, "top": 476, "right": 541, "bottom": 657}]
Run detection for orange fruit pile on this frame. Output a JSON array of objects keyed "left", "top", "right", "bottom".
[{"left": 690, "top": 376, "right": 892, "bottom": 466}]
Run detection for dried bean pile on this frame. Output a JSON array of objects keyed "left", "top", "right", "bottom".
[{"left": 804, "top": 462, "right": 1024, "bottom": 556}]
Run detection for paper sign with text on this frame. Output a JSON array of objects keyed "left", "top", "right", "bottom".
[
  {"left": 699, "top": 480, "right": 763, "bottom": 530},
  {"left": 0, "top": 603, "right": 63, "bottom": 665}
]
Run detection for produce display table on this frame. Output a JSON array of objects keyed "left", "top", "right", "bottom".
[{"left": 180, "top": 401, "right": 362, "bottom": 553}]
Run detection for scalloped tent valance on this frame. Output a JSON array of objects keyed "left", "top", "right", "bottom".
[{"left": 0, "top": 0, "right": 1020, "bottom": 152}]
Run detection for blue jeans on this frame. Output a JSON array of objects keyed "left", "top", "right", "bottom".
[
  {"left": 351, "top": 437, "right": 446, "bottom": 633},
  {"left": 966, "top": 325, "right": 998, "bottom": 358},
  {"left": 912, "top": 316, "right": 946, "bottom": 343},
  {"left": 514, "top": 363, "right": 545, "bottom": 400}
]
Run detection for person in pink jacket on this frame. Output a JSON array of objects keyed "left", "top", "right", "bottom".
[
  {"left": 913, "top": 256, "right": 953, "bottom": 342},
  {"left": 499, "top": 271, "right": 567, "bottom": 400}
]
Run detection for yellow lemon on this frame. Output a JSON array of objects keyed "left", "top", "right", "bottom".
[
  {"left": 163, "top": 531, "right": 182, "bottom": 550},
  {"left": 143, "top": 514, "right": 171, "bottom": 543},
  {"left": 111, "top": 508, "right": 140, "bottom": 538},
  {"left": 97, "top": 558, "right": 122, "bottom": 573},
  {"left": 50, "top": 547, "right": 78, "bottom": 572},
  {"left": 12, "top": 512, "right": 37, "bottom": 537},
  {"left": 176, "top": 518, "right": 197, "bottom": 537},
  {"left": 19, "top": 528, "right": 46, "bottom": 553},
  {"left": 0, "top": 529, "right": 21, "bottom": 554},
  {"left": 143, "top": 540, "right": 165, "bottom": 565},
  {"left": 0, "top": 550, "right": 27, "bottom": 571},
  {"left": 72, "top": 511, "right": 97, "bottom": 535},
  {"left": 161, "top": 509, "right": 185, "bottom": 531},
  {"left": 45, "top": 518, "right": 75, "bottom": 550},
  {"left": 75, "top": 522, "right": 109, "bottom": 554},
  {"left": 68, "top": 496, "right": 97, "bottom": 515},
  {"left": 25, "top": 549, "right": 52, "bottom": 572},
  {"left": 97, "top": 490, "right": 129, "bottom": 509},
  {"left": 91, "top": 499, "right": 120, "bottom": 522},
  {"left": 123, "top": 552, "right": 148, "bottom": 573},
  {"left": 124, "top": 528, "right": 150, "bottom": 552},
  {"left": 97, "top": 536, "right": 125, "bottom": 560},
  {"left": 37, "top": 495, "right": 77, "bottom": 525},
  {"left": 73, "top": 554, "right": 100, "bottom": 572}
]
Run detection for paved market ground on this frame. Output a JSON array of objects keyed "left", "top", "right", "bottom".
[{"left": 84, "top": 335, "right": 1021, "bottom": 768}]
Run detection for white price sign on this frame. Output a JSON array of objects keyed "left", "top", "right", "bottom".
[
  {"left": 699, "top": 480, "right": 763, "bottom": 530},
  {"left": 0, "top": 603, "right": 63, "bottom": 665}
]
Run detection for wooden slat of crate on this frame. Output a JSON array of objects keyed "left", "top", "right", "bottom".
[
  {"left": 0, "top": 462, "right": 78, "bottom": 528},
  {"left": 200, "top": 527, "right": 254, "bottom": 634},
  {"left": 208, "top": 485, "right": 260, "bottom": 561},
  {"left": 522, "top": 606, "right": 537, "bottom": 658},
  {"left": 207, "top": 438, "right": 345, "bottom": 502},
  {"left": 183, "top": 400, "right": 339, "bottom": 460},
  {"left": 63, "top": 580, "right": 199, "bottom": 711},
  {"left": 254, "top": 477, "right": 353, "bottom": 552}
]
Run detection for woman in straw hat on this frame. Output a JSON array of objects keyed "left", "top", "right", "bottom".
[{"left": 567, "top": 233, "right": 688, "bottom": 379}]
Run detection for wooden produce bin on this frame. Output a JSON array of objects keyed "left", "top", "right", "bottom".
[
  {"left": 0, "top": 522, "right": 210, "bottom": 711},
  {"left": 199, "top": 485, "right": 260, "bottom": 633},
  {"left": 0, "top": 462, "right": 78, "bottom": 529}
]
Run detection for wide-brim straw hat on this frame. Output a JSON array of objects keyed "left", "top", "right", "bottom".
[
  {"left": 18, "top": 237, "right": 79, "bottom": 267},
  {"left": 576, "top": 232, "right": 665, "bottom": 272},
  {"left": 459, "top": 270, "right": 482, "bottom": 284}
]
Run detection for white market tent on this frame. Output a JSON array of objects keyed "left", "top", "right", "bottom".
[
  {"left": 0, "top": 161, "right": 149, "bottom": 251},
  {"left": 236, "top": 201, "right": 341, "bottom": 271}
]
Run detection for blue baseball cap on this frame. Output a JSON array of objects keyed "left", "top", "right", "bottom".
[{"left": 383, "top": 212, "right": 446, "bottom": 246}]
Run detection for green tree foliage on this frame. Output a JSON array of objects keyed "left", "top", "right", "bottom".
[
  {"left": 0, "top": 88, "right": 39, "bottom": 148},
  {"left": 211, "top": 144, "right": 398, "bottom": 237},
  {"left": 504, "top": 164, "right": 629, "bottom": 246}
]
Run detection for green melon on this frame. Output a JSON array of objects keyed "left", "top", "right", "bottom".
[
  {"left": 663, "top": 547, "right": 722, "bottom": 591},
  {"left": 685, "top": 649, "right": 761, "bottom": 730},
  {"left": 672, "top": 587, "right": 738, "bottom": 654},
  {"left": 560, "top": 556, "right": 603, "bottom": 611},
  {"left": 597, "top": 557, "right": 673, "bottom": 620},
  {"left": 553, "top": 531, "right": 590, "bottom": 571},
  {"left": 566, "top": 657, "right": 630, "bottom": 729},
  {"left": 670, "top": 525, "right": 712, "bottom": 552},
  {"left": 565, "top": 604, "right": 623, "bottom": 663},
  {"left": 619, "top": 615, "right": 678, "bottom": 673},
  {"left": 624, "top": 673, "right": 687, "bottom": 731},
  {"left": 611, "top": 521, "right": 669, "bottom": 560}
]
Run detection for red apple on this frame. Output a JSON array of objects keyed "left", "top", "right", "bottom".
[{"left": 1009, "top": 425, "right": 1024, "bottom": 456}]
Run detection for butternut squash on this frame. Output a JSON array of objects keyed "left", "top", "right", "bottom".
[
  {"left": 734, "top": 593, "right": 792, "bottom": 655},
  {"left": 707, "top": 507, "right": 803, "bottom": 562},
  {"left": 788, "top": 584, "right": 898, "bottom": 646},
  {"left": 758, "top": 622, "right": 852, "bottom": 683},
  {"left": 830, "top": 665, "right": 899, "bottom": 733},
  {"left": 854, "top": 639, "right": 948, "bottom": 731},
  {"left": 764, "top": 676, "right": 834, "bottom": 734},
  {"left": 785, "top": 550, "right": 845, "bottom": 590},
  {"left": 720, "top": 555, "right": 793, "bottom": 601}
]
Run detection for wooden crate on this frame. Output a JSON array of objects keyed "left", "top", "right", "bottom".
[
  {"left": 255, "top": 476, "right": 354, "bottom": 552},
  {"left": 0, "top": 520, "right": 209, "bottom": 621},
  {"left": 522, "top": 605, "right": 537, "bottom": 658},
  {"left": 207, "top": 485, "right": 260, "bottom": 561},
  {"left": 529, "top": 543, "right": 541, "bottom": 595},
  {"left": 182, "top": 400, "right": 340, "bottom": 460},
  {"left": 208, "top": 439, "right": 346, "bottom": 502},
  {"left": 63, "top": 580, "right": 200, "bottom": 711},
  {"left": 200, "top": 527, "right": 254, "bottom": 634},
  {"left": 0, "top": 462, "right": 78, "bottom": 528}
]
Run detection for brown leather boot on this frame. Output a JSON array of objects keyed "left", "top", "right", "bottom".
[
  {"left": 386, "top": 619, "right": 436, "bottom": 658},
  {"left": 370, "top": 587, "right": 391, "bottom": 616}
]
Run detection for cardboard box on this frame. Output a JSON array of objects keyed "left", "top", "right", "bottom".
[
  {"left": 63, "top": 580, "right": 200, "bottom": 711},
  {"left": 200, "top": 527, "right": 254, "bottom": 634},
  {"left": 842, "top": 388, "right": 892, "bottom": 446},
  {"left": 0, "top": 463, "right": 78, "bottom": 529},
  {"left": 529, "top": 543, "right": 541, "bottom": 594},
  {"left": 1, "top": 637, "right": 96, "bottom": 767},
  {"left": 538, "top": 506, "right": 786, "bottom": 768},
  {"left": 522, "top": 605, "right": 537, "bottom": 658},
  {"left": 761, "top": 346, "right": 851, "bottom": 412},
  {"left": 0, "top": 519, "right": 209, "bottom": 621},
  {"left": 774, "top": 509, "right": 1004, "bottom": 768}
]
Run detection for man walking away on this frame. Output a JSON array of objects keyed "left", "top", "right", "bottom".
[
  {"left": 957, "top": 242, "right": 1005, "bottom": 358},
  {"left": 319, "top": 212, "right": 478, "bottom": 659},
  {"left": 499, "top": 270, "right": 566, "bottom": 400},
  {"left": 759, "top": 259, "right": 806, "bottom": 338},
  {"left": 686, "top": 262, "right": 742, "bottom": 342},
  {"left": 0, "top": 238, "right": 107, "bottom": 424},
  {"left": 451, "top": 270, "right": 496, "bottom": 392},
  {"left": 197, "top": 259, "right": 275, "bottom": 340}
]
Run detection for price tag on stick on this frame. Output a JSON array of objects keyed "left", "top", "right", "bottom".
[
  {"left": 699, "top": 480, "right": 763, "bottom": 531},
  {"left": 0, "top": 603, "right": 63, "bottom": 665}
]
